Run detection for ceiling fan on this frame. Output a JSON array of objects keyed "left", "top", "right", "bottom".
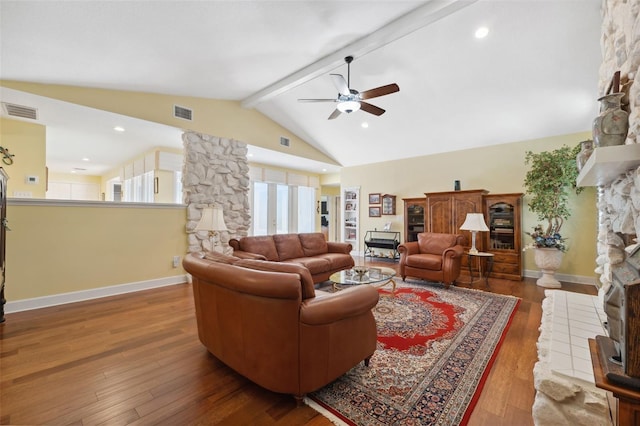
[{"left": 298, "top": 55, "right": 400, "bottom": 120}]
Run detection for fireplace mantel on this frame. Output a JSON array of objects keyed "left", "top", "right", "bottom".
[{"left": 577, "top": 144, "right": 640, "bottom": 187}]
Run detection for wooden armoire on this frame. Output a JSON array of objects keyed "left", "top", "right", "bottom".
[
  {"left": 405, "top": 189, "right": 523, "bottom": 281},
  {"left": 425, "top": 189, "right": 488, "bottom": 253}
]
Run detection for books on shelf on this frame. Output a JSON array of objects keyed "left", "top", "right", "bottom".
[{"left": 492, "top": 228, "right": 514, "bottom": 234}]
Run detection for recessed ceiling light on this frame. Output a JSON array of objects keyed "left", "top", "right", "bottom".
[
  {"left": 82, "top": 157, "right": 90, "bottom": 162},
  {"left": 475, "top": 27, "right": 489, "bottom": 39},
  {"left": 247, "top": 153, "right": 254, "bottom": 157},
  {"left": 113, "top": 126, "right": 125, "bottom": 132},
  {"left": 70, "top": 170, "right": 77, "bottom": 174},
  {"left": 322, "top": 168, "right": 327, "bottom": 172},
  {"left": 361, "top": 122, "right": 369, "bottom": 128}
]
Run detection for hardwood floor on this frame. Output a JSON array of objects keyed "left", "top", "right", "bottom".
[{"left": 0, "top": 259, "right": 597, "bottom": 425}]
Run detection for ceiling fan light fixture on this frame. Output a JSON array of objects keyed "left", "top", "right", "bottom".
[{"left": 337, "top": 101, "right": 361, "bottom": 114}]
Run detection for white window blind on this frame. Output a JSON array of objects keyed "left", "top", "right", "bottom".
[
  {"left": 145, "top": 152, "right": 156, "bottom": 173},
  {"left": 287, "top": 173, "right": 307, "bottom": 187},
  {"left": 158, "top": 152, "right": 183, "bottom": 172},
  {"left": 264, "top": 169, "right": 286, "bottom": 184}
]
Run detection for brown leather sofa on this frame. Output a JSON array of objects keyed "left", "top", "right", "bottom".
[
  {"left": 182, "top": 252, "right": 379, "bottom": 403},
  {"left": 398, "top": 232, "right": 466, "bottom": 288},
  {"left": 229, "top": 232, "right": 354, "bottom": 283}
]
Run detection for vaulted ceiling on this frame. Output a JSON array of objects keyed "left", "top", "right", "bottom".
[{"left": 0, "top": 0, "right": 602, "bottom": 175}]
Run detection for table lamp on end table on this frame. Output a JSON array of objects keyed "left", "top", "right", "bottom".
[
  {"left": 460, "top": 213, "right": 489, "bottom": 254},
  {"left": 195, "top": 206, "right": 228, "bottom": 253}
]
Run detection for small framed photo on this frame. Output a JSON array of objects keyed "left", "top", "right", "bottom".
[
  {"left": 369, "top": 206, "right": 381, "bottom": 217},
  {"left": 382, "top": 194, "right": 396, "bottom": 215},
  {"left": 383, "top": 222, "right": 391, "bottom": 231},
  {"left": 368, "top": 193, "right": 381, "bottom": 204}
]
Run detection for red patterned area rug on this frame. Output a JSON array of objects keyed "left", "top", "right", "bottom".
[{"left": 305, "top": 281, "right": 520, "bottom": 425}]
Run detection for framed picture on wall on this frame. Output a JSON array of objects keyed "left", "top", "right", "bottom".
[
  {"left": 369, "top": 206, "right": 381, "bottom": 217},
  {"left": 382, "top": 194, "right": 396, "bottom": 215},
  {"left": 369, "top": 193, "right": 381, "bottom": 204}
]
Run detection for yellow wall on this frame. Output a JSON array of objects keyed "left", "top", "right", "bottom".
[
  {"left": 155, "top": 169, "right": 176, "bottom": 203},
  {"left": 0, "top": 117, "right": 47, "bottom": 197},
  {"left": 320, "top": 173, "right": 340, "bottom": 187},
  {"left": 0, "top": 81, "right": 340, "bottom": 167},
  {"left": 48, "top": 172, "right": 102, "bottom": 184},
  {"left": 2, "top": 93, "right": 597, "bottom": 306},
  {"left": 6, "top": 202, "right": 187, "bottom": 301},
  {"left": 340, "top": 131, "right": 597, "bottom": 278},
  {"left": 322, "top": 186, "right": 341, "bottom": 196}
]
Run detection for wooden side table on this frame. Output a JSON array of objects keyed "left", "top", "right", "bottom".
[
  {"left": 466, "top": 252, "right": 494, "bottom": 287},
  {"left": 589, "top": 337, "right": 640, "bottom": 425}
]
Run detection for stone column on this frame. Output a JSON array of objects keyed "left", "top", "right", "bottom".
[{"left": 182, "top": 131, "right": 251, "bottom": 254}]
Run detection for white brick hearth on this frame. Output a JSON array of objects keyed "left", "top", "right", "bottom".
[
  {"left": 548, "top": 291, "right": 608, "bottom": 383},
  {"left": 533, "top": 290, "right": 611, "bottom": 425}
]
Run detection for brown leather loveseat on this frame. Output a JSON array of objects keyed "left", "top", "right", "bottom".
[
  {"left": 398, "top": 232, "right": 466, "bottom": 288},
  {"left": 229, "top": 232, "right": 354, "bottom": 283},
  {"left": 182, "top": 252, "right": 379, "bottom": 403}
]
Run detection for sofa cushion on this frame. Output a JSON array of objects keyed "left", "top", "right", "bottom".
[
  {"left": 316, "top": 253, "right": 355, "bottom": 271},
  {"left": 287, "top": 257, "right": 331, "bottom": 276},
  {"left": 299, "top": 233, "right": 329, "bottom": 257},
  {"left": 235, "top": 259, "right": 315, "bottom": 299},
  {"left": 405, "top": 253, "right": 443, "bottom": 271},
  {"left": 273, "top": 234, "right": 305, "bottom": 261},
  {"left": 201, "top": 250, "right": 240, "bottom": 264},
  {"left": 418, "top": 233, "right": 459, "bottom": 255},
  {"left": 239, "top": 236, "right": 280, "bottom": 261}
]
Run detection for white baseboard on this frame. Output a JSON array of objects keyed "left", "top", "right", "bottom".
[
  {"left": 523, "top": 269, "right": 598, "bottom": 286},
  {"left": 4, "top": 275, "right": 188, "bottom": 314}
]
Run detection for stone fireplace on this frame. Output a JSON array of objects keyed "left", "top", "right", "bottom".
[
  {"left": 595, "top": 0, "right": 640, "bottom": 296},
  {"left": 533, "top": 1, "right": 639, "bottom": 424}
]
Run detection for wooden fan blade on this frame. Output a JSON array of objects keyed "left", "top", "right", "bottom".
[
  {"left": 330, "top": 74, "right": 350, "bottom": 96},
  {"left": 298, "top": 98, "right": 337, "bottom": 102},
  {"left": 328, "top": 109, "right": 342, "bottom": 120},
  {"left": 360, "top": 83, "right": 399, "bottom": 100},
  {"left": 360, "top": 101, "right": 385, "bottom": 116}
]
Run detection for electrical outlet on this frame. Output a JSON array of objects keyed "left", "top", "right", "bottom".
[{"left": 173, "top": 256, "right": 180, "bottom": 268}]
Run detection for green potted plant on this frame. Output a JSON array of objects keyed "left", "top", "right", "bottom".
[{"left": 523, "top": 144, "right": 583, "bottom": 288}]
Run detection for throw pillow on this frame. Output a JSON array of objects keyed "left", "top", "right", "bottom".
[{"left": 299, "top": 232, "right": 328, "bottom": 257}]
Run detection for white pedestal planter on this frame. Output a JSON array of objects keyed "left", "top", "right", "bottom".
[{"left": 535, "top": 248, "right": 564, "bottom": 288}]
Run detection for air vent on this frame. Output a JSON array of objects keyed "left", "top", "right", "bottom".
[
  {"left": 280, "top": 136, "right": 290, "bottom": 147},
  {"left": 2, "top": 102, "right": 38, "bottom": 120},
  {"left": 173, "top": 105, "right": 193, "bottom": 121}
]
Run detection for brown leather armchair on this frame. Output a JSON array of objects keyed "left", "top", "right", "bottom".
[
  {"left": 183, "top": 253, "right": 379, "bottom": 403},
  {"left": 398, "top": 232, "right": 466, "bottom": 288}
]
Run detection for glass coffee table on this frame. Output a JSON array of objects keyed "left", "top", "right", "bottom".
[{"left": 330, "top": 266, "right": 397, "bottom": 293}]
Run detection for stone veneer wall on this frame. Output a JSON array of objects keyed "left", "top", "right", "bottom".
[
  {"left": 182, "top": 131, "right": 251, "bottom": 254},
  {"left": 596, "top": 0, "right": 640, "bottom": 290},
  {"left": 533, "top": 2, "right": 639, "bottom": 424}
]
